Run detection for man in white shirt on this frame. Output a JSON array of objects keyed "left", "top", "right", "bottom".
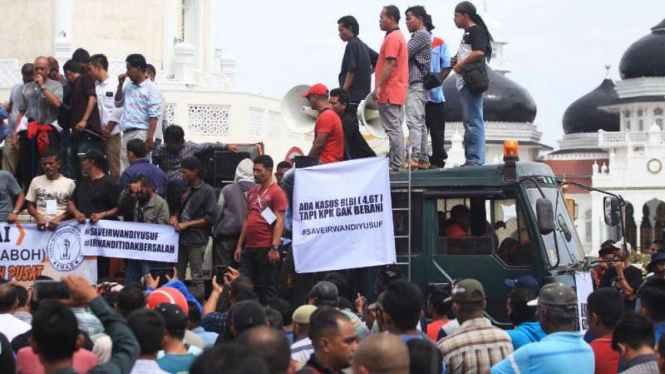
[
  {"left": 90, "top": 54, "right": 123, "bottom": 182},
  {"left": 26, "top": 150, "right": 76, "bottom": 230},
  {"left": 127, "top": 308, "right": 170, "bottom": 374},
  {"left": 0, "top": 284, "right": 31, "bottom": 342}
]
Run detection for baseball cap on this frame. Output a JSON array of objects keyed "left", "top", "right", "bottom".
[
  {"left": 376, "top": 267, "right": 403, "bottom": 290},
  {"left": 527, "top": 283, "right": 577, "bottom": 307},
  {"left": 308, "top": 281, "right": 338, "bottom": 302},
  {"left": 647, "top": 252, "right": 665, "bottom": 272},
  {"left": 147, "top": 286, "right": 189, "bottom": 315},
  {"left": 446, "top": 279, "right": 485, "bottom": 303},
  {"left": 611, "top": 241, "right": 632, "bottom": 253},
  {"left": 301, "top": 83, "right": 328, "bottom": 98},
  {"left": 84, "top": 148, "right": 107, "bottom": 166},
  {"left": 181, "top": 156, "right": 203, "bottom": 172},
  {"left": 231, "top": 301, "right": 266, "bottom": 332},
  {"left": 292, "top": 305, "right": 318, "bottom": 325},
  {"left": 154, "top": 303, "right": 187, "bottom": 329},
  {"left": 504, "top": 275, "right": 539, "bottom": 292}
]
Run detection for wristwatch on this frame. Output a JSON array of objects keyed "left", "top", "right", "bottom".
[
  {"left": 40, "top": 86, "right": 47, "bottom": 92},
  {"left": 271, "top": 245, "right": 280, "bottom": 251},
  {"left": 11, "top": 209, "right": 18, "bottom": 214}
]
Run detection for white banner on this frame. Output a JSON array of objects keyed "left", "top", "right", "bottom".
[
  {"left": 575, "top": 271, "right": 594, "bottom": 333},
  {"left": 0, "top": 222, "right": 97, "bottom": 286},
  {"left": 80, "top": 219, "right": 179, "bottom": 263},
  {"left": 293, "top": 157, "right": 396, "bottom": 273}
]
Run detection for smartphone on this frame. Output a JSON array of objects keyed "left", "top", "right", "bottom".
[
  {"left": 149, "top": 268, "right": 174, "bottom": 284},
  {"left": 33, "top": 280, "right": 70, "bottom": 301},
  {"left": 215, "top": 266, "right": 229, "bottom": 285}
]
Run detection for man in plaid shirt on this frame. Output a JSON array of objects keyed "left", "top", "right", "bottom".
[
  {"left": 152, "top": 125, "right": 238, "bottom": 181},
  {"left": 404, "top": 6, "right": 432, "bottom": 170},
  {"left": 437, "top": 279, "right": 513, "bottom": 374}
]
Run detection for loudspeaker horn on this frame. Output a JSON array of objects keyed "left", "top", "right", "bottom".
[
  {"left": 280, "top": 85, "right": 318, "bottom": 134},
  {"left": 357, "top": 92, "right": 387, "bottom": 139}
]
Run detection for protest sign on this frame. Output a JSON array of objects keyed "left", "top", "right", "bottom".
[
  {"left": 80, "top": 219, "right": 179, "bottom": 262},
  {"left": 293, "top": 157, "right": 396, "bottom": 273},
  {"left": 0, "top": 222, "right": 97, "bottom": 285},
  {"left": 575, "top": 271, "right": 594, "bottom": 333}
]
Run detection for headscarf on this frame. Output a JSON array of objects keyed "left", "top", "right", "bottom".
[{"left": 454, "top": 1, "right": 494, "bottom": 62}]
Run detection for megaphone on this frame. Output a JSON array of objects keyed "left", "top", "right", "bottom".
[
  {"left": 357, "top": 93, "right": 387, "bottom": 139},
  {"left": 280, "top": 85, "right": 318, "bottom": 134}
]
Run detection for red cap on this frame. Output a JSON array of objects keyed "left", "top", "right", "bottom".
[{"left": 301, "top": 83, "right": 329, "bottom": 98}]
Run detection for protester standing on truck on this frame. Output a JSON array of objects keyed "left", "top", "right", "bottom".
[{"left": 451, "top": 1, "right": 492, "bottom": 166}]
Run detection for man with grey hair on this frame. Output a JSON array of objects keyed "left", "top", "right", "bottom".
[
  {"left": 352, "top": 334, "right": 409, "bottom": 374},
  {"left": 490, "top": 283, "right": 595, "bottom": 374},
  {"left": 13, "top": 56, "right": 64, "bottom": 187}
]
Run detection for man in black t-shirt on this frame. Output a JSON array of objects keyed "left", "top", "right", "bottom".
[
  {"left": 451, "top": 1, "right": 492, "bottom": 166},
  {"left": 600, "top": 242, "right": 643, "bottom": 311},
  {"left": 337, "top": 15, "right": 378, "bottom": 104},
  {"left": 68, "top": 148, "right": 120, "bottom": 279}
]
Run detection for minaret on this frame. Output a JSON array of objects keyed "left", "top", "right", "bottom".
[{"left": 481, "top": 1, "right": 510, "bottom": 75}]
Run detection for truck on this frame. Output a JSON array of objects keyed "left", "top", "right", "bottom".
[{"left": 356, "top": 141, "right": 625, "bottom": 327}]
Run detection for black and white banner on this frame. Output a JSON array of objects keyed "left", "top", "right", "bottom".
[
  {"left": 80, "top": 220, "right": 179, "bottom": 262},
  {"left": 293, "top": 157, "right": 396, "bottom": 273}
]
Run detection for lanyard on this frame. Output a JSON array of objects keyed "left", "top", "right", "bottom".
[{"left": 256, "top": 183, "right": 273, "bottom": 210}]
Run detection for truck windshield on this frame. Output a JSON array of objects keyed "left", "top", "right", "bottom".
[{"left": 526, "top": 187, "right": 585, "bottom": 267}]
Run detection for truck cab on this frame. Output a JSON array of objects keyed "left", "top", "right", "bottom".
[{"left": 371, "top": 159, "right": 588, "bottom": 326}]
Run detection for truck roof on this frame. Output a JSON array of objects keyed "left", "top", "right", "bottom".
[{"left": 390, "top": 161, "right": 556, "bottom": 188}]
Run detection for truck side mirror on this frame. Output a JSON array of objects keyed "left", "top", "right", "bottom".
[
  {"left": 604, "top": 196, "right": 621, "bottom": 227},
  {"left": 536, "top": 198, "right": 555, "bottom": 235}
]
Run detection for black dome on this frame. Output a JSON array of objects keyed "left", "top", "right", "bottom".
[
  {"left": 443, "top": 66, "right": 537, "bottom": 123},
  {"left": 619, "top": 19, "right": 665, "bottom": 79},
  {"left": 562, "top": 79, "right": 620, "bottom": 134}
]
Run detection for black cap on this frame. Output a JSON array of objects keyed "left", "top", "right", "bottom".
[
  {"left": 154, "top": 303, "right": 187, "bottom": 329},
  {"left": 181, "top": 156, "right": 203, "bottom": 172},
  {"left": 84, "top": 148, "right": 107, "bottom": 167},
  {"left": 308, "top": 281, "right": 338, "bottom": 302},
  {"left": 231, "top": 301, "right": 266, "bottom": 332},
  {"left": 376, "top": 267, "right": 403, "bottom": 290}
]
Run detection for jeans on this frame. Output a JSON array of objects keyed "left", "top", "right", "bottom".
[
  {"left": 240, "top": 247, "right": 277, "bottom": 305},
  {"left": 425, "top": 101, "right": 447, "bottom": 167},
  {"left": 378, "top": 103, "right": 405, "bottom": 170},
  {"left": 177, "top": 243, "right": 206, "bottom": 297},
  {"left": 459, "top": 85, "right": 485, "bottom": 165},
  {"left": 124, "top": 260, "right": 163, "bottom": 284},
  {"left": 405, "top": 82, "right": 429, "bottom": 163}
]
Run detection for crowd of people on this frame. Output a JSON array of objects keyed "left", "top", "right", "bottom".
[{"left": 2, "top": 250, "right": 665, "bottom": 374}]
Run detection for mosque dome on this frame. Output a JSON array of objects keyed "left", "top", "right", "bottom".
[
  {"left": 562, "top": 78, "right": 620, "bottom": 134},
  {"left": 619, "top": 18, "right": 665, "bottom": 79},
  {"left": 443, "top": 66, "right": 537, "bottom": 123}
]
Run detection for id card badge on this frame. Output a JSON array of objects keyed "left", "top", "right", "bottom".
[
  {"left": 261, "top": 206, "right": 277, "bottom": 225},
  {"left": 46, "top": 200, "right": 57, "bottom": 215}
]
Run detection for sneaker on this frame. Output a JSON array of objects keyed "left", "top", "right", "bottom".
[{"left": 460, "top": 162, "right": 480, "bottom": 167}]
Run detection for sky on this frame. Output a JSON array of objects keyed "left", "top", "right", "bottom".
[{"left": 215, "top": 0, "right": 664, "bottom": 149}]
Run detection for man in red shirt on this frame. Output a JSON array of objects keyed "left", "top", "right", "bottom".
[
  {"left": 373, "top": 5, "right": 409, "bottom": 172},
  {"left": 302, "top": 83, "right": 345, "bottom": 164},
  {"left": 587, "top": 288, "right": 624, "bottom": 374},
  {"left": 234, "top": 155, "right": 287, "bottom": 305}
]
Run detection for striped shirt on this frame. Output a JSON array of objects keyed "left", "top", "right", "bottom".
[
  {"left": 621, "top": 354, "right": 659, "bottom": 374},
  {"left": 437, "top": 318, "right": 513, "bottom": 374},
  {"left": 115, "top": 79, "right": 163, "bottom": 131},
  {"left": 291, "top": 336, "right": 314, "bottom": 363}
]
